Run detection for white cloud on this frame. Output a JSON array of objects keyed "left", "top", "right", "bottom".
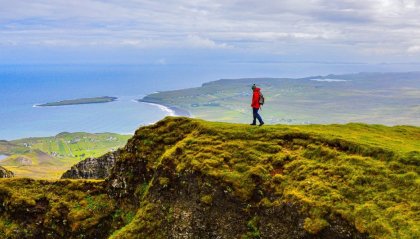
[
  {"left": 0, "top": 0, "right": 419, "bottom": 59},
  {"left": 186, "top": 35, "right": 231, "bottom": 49},
  {"left": 407, "top": 45, "right": 420, "bottom": 53}
]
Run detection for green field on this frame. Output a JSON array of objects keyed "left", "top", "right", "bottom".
[
  {"left": 0, "top": 132, "right": 131, "bottom": 179},
  {"left": 141, "top": 72, "right": 420, "bottom": 126}
]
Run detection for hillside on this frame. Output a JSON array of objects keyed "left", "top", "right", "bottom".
[
  {"left": 1, "top": 117, "right": 419, "bottom": 238},
  {"left": 0, "top": 132, "right": 130, "bottom": 179},
  {"left": 141, "top": 72, "right": 420, "bottom": 126}
]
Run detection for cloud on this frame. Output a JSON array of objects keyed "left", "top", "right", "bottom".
[
  {"left": 407, "top": 45, "right": 420, "bottom": 53},
  {"left": 0, "top": 0, "right": 419, "bottom": 61},
  {"left": 186, "top": 35, "right": 231, "bottom": 49}
]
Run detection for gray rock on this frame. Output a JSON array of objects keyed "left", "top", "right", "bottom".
[
  {"left": 0, "top": 166, "right": 14, "bottom": 178},
  {"left": 61, "top": 152, "right": 117, "bottom": 179}
]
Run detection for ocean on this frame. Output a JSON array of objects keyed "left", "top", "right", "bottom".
[{"left": 1, "top": 63, "right": 418, "bottom": 140}]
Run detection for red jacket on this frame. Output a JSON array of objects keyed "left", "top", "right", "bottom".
[{"left": 251, "top": 87, "right": 261, "bottom": 109}]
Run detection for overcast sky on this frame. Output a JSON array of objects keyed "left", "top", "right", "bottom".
[{"left": 1, "top": 0, "right": 419, "bottom": 64}]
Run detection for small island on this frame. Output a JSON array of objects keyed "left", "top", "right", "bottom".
[{"left": 37, "top": 96, "right": 118, "bottom": 107}]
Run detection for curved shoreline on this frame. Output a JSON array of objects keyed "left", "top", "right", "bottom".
[{"left": 137, "top": 99, "right": 191, "bottom": 117}]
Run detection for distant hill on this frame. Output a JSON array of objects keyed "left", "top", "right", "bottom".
[
  {"left": 141, "top": 72, "right": 420, "bottom": 126},
  {"left": 1, "top": 150, "right": 56, "bottom": 166},
  {"left": 0, "top": 132, "right": 131, "bottom": 179},
  {"left": 1, "top": 117, "right": 418, "bottom": 238}
]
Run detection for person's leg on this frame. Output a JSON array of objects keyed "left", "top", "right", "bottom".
[
  {"left": 255, "top": 108, "right": 264, "bottom": 125},
  {"left": 251, "top": 108, "right": 257, "bottom": 125}
]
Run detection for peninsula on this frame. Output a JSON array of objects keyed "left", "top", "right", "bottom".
[
  {"left": 37, "top": 96, "right": 117, "bottom": 107},
  {"left": 140, "top": 72, "right": 420, "bottom": 126}
]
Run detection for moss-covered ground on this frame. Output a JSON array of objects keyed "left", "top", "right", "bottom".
[
  {"left": 111, "top": 117, "right": 420, "bottom": 238},
  {"left": 0, "top": 178, "right": 138, "bottom": 238},
  {"left": 0, "top": 117, "right": 419, "bottom": 238}
]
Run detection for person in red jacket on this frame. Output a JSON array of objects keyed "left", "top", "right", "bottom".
[{"left": 250, "top": 84, "right": 264, "bottom": 126}]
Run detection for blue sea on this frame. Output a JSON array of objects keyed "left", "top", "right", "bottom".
[{"left": 1, "top": 63, "right": 418, "bottom": 140}]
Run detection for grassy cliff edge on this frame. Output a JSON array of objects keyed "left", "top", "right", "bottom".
[{"left": 1, "top": 117, "right": 419, "bottom": 238}]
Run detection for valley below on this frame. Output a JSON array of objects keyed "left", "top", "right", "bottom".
[{"left": 0, "top": 132, "right": 130, "bottom": 179}]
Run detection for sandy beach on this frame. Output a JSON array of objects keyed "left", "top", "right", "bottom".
[{"left": 137, "top": 99, "right": 191, "bottom": 117}]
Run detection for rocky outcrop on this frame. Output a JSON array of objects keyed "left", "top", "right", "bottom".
[
  {"left": 61, "top": 152, "right": 117, "bottom": 179},
  {"left": 0, "top": 166, "right": 13, "bottom": 178}
]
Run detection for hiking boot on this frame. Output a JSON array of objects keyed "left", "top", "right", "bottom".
[
  {"left": 259, "top": 122, "right": 264, "bottom": 126},
  {"left": 250, "top": 123, "right": 256, "bottom": 125}
]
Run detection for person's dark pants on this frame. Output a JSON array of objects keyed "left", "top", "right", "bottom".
[{"left": 252, "top": 108, "right": 264, "bottom": 124}]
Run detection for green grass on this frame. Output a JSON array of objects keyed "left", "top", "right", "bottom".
[
  {"left": 0, "top": 178, "right": 120, "bottom": 238},
  {"left": 1, "top": 117, "right": 419, "bottom": 238},
  {"left": 113, "top": 117, "right": 419, "bottom": 238}
]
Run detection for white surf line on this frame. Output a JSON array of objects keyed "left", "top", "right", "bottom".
[
  {"left": 145, "top": 102, "right": 176, "bottom": 116},
  {"left": 132, "top": 99, "right": 177, "bottom": 117}
]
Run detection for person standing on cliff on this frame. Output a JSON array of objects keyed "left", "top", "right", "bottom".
[{"left": 250, "top": 84, "right": 264, "bottom": 126}]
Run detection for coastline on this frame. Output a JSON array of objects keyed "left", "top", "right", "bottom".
[{"left": 137, "top": 99, "right": 191, "bottom": 117}]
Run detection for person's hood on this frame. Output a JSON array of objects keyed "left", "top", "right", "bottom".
[{"left": 253, "top": 87, "right": 261, "bottom": 92}]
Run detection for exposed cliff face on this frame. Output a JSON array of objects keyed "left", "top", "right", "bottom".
[
  {"left": 111, "top": 170, "right": 367, "bottom": 239},
  {"left": 61, "top": 152, "right": 117, "bottom": 179},
  {"left": 0, "top": 166, "right": 13, "bottom": 178},
  {"left": 1, "top": 117, "right": 419, "bottom": 238}
]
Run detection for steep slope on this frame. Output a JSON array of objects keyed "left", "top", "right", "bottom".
[{"left": 0, "top": 117, "right": 419, "bottom": 238}]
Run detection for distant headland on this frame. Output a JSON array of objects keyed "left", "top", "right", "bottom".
[{"left": 36, "top": 96, "right": 118, "bottom": 107}]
